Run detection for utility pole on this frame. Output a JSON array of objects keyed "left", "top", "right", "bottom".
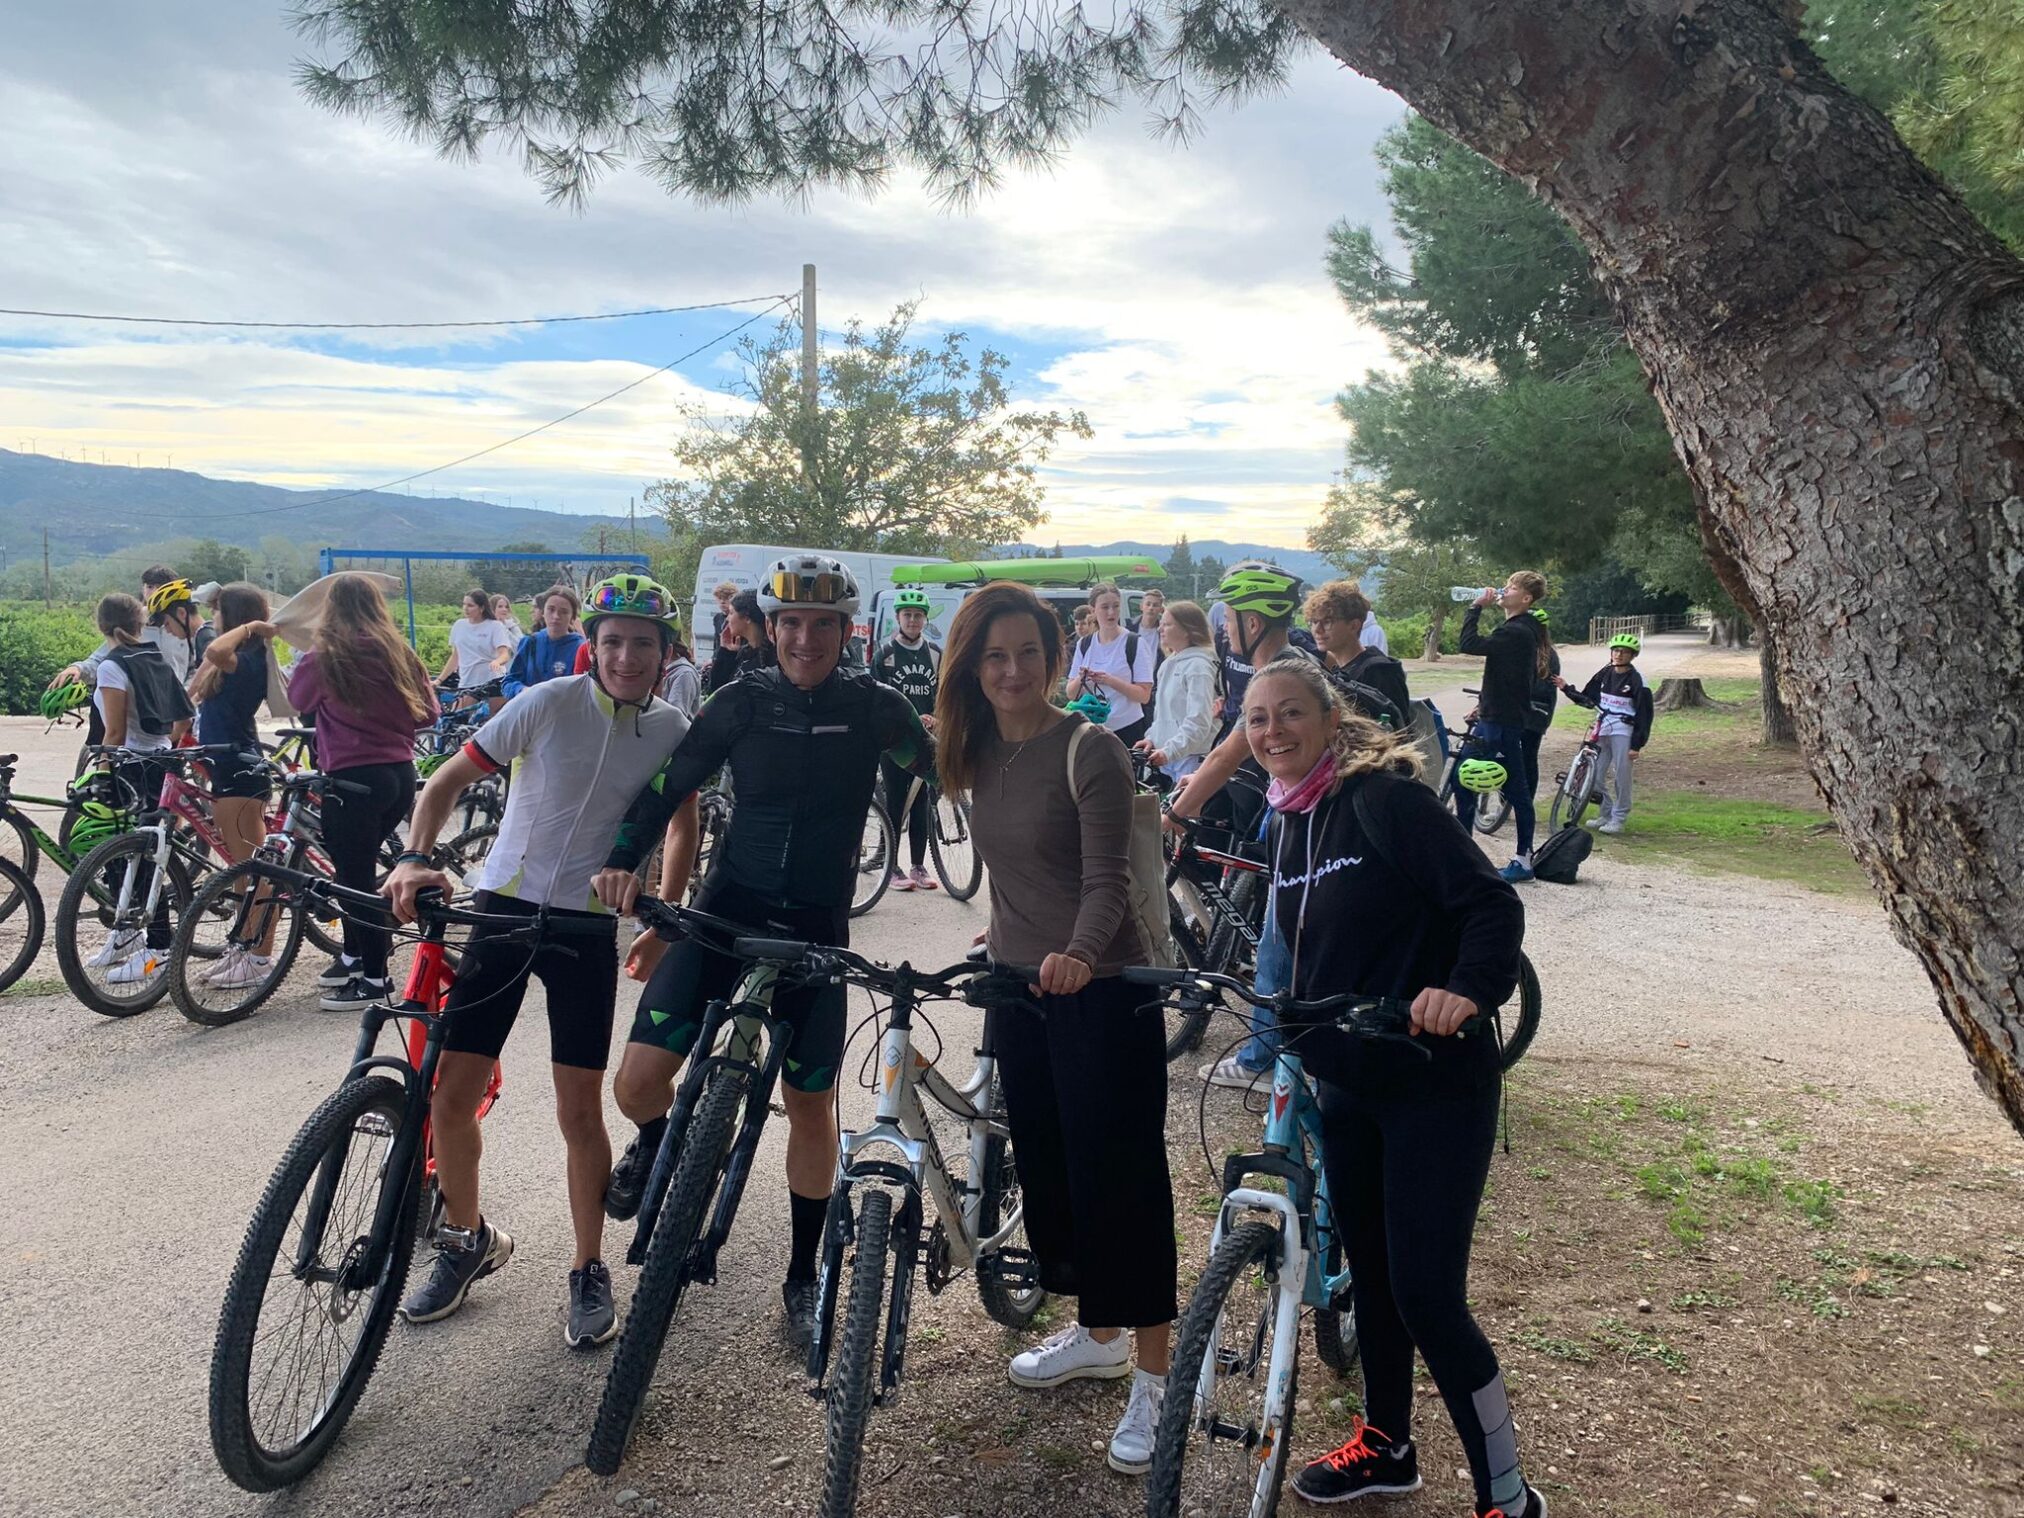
[
  {"left": 43, "top": 528, "right": 52, "bottom": 608},
  {"left": 800, "top": 263, "right": 819, "bottom": 484},
  {"left": 629, "top": 495, "right": 637, "bottom": 552}
]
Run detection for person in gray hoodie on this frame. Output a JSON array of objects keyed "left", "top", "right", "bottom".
[{"left": 1134, "top": 600, "right": 1219, "bottom": 783}]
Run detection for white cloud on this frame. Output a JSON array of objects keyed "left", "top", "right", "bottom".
[{"left": 0, "top": 10, "right": 1407, "bottom": 545}]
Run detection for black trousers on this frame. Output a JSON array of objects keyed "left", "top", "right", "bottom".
[
  {"left": 995, "top": 974, "right": 1177, "bottom": 1328},
  {"left": 1317, "top": 1071, "right": 1523, "bottom": 1511},
  {"left": 1521, "top": 728, "right": 1545, "bottom": 802},
  {"left": 880, "top": 757, "right": 929, "bottom": 870},
  {"left": 116, "top": 756, "right": 173, "bottom": 949},
  {"left": 322, "top": 761, "right": 415, "bottom": 980}
]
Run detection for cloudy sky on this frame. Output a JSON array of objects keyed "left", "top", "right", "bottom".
[{"left": 0, "top": 2, "right": 1406, "bottom": 547}]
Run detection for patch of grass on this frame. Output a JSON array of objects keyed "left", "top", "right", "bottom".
[
  {"left": 1033, "top": 1444, "right": 1084, "bottom": 1472},
  {"left": 1851, "top": 1394, "right": 1926, "bottom": 1432},
  {"left": 0, "top": 975, "right": 63, "bottom": 998},
  {"left": 1665, "top": 1201, "right": 1707, "bottom": 1245},
  {"left": 1724, "top": 1156, "right": 1781, "bottom": 1201},
  {"left": 1593, "top": 1318, "right": 1690, "bottom": 1374},
  {"left": 1612, "top": 792, "right": 1864, "bottom": 895},
  {"left": 1516, "top": 1328, "right": 1596, "bottom": 1364},
  {"left": 1669, "top": 1289, "right": 1737, "bottom": 1311},
  {"left": 1656, "top": 1100, "right": 1704, "bottom": 1124},
  {"left": 1774, "top": 1276, "right": 1849, "bottom": 1319},
  {"left": 1782, "top": 1178, "right": 1841, "bottom": 1227}
]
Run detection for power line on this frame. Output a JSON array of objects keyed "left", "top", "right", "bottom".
[
  {"left": 0, "top": 293, "right": 793, "bottom": 332},
  {"left": 182, "top": 296, "right": 795, "bottom": 522}
]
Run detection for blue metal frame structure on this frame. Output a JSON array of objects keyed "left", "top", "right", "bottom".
[{"left": 317, "top": 547, "right": 651, "bottom": 645}]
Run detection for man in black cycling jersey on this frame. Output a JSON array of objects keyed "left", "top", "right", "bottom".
[
  {"left": 592, "top": 554, "right": 936, "bottom": 1350},
  {"left": 383, "top": 574, "right": 694, "bottom": 1351}
]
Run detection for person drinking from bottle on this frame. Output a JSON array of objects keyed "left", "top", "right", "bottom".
[
  {"left": 1455, "top": 572, "right": 1553, "bottom": 882},
  {"left": 1242, "top": 656, "right": 1544, "bottom": 1518},
  {"left": 382, "top": 573, "right": 691, "bottom": 1350},
  {"left": 935, "top": 581, "right": 1177, "bottom": 1479}
]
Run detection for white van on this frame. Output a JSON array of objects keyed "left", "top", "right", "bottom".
[{"left": 690, "top": 544, "right": 949, "bottom": 660}]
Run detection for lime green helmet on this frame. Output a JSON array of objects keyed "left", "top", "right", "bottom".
[
  {"left": 1456, "top": 757, "right": 1509, "bottom": 794},
  {"left": 582, "top": 573, "right": 681, "bottom": 637},
  {"left": 894, "top": 588, "right": 932, "bottom": 612},
  {"left": 416, "top": 752, "right": 452, "bottom": 779},
  {"left": 1529, "top": 608, "right": 1550, "bottom": 629},
  {"left": 40, "top": 681, "right": 89, "bottom": 721},
  {"left": 1216, "top": 563, "right": 1304, "bottom": 622},
  {"left": 1609, "top": 631, "right": 1641, "bottom": 653},
  {"left": 68, "top": 799, "right": 127, "bottom": 852}
]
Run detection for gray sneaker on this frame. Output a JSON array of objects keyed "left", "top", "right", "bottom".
[
  {"left": 399, "top": 1220, "right": 513, "bottom": 1323},
  {"left": 565, "top": 1259, "right": 617, "bottom": 1348}
]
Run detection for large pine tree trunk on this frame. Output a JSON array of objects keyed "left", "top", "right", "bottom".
[
  {"left": 1277, "top": 0, "right": 2024, "bottom": 1129},
  {"left": 1758, "top": 620, "right": 1798, "bottom": 746}
]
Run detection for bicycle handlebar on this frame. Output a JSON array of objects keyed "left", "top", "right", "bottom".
[
  {"left": 1118, "top": 965, "right": 1469, "bottom": 1051},
  {"left": 230, "top": 859, "right": 550, "bottom": 935},
  {"left": 730, "top": 935, "right": 1009, "bottom": 998}
]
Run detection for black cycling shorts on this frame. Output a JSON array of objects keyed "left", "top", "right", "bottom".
[
  {"left": 207, "top": 748, "right": 273, "bottom": 801},
  {"left": 441, "top": 892, "right": 619, "bottom": 1070},
  {"left": 626, "top": 879, "right": 848, "bottom": 1094}
]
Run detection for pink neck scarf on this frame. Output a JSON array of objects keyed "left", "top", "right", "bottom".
[{"left": 1268, "top": 752, "right": 1337, "bottom": 814}]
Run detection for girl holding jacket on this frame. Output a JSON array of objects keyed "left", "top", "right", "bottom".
[{"left": 1134, "top": 599, "right": 1218, "bottom": 783}]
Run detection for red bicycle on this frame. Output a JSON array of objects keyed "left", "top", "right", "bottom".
[{"left": 208, "top": 864, "right": 517, "bottom": 1492}]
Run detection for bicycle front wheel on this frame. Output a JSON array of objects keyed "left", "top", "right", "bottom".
[
  {"left": 0, "top": 856, "right": 46, "bottom": 993},
  {"left": 210, "top": 1074, "right": 419, "bottom": 1491},
  {"left": 2, "top": 809, "right": 36, "bottom": 885},
  {"left": 927, "top": 791, "right": 982, "bottom": 899},
  {"left": 1474, "top": 789, "right": 1511, "bottom": 835},
  {"left": 1548, "top": 747, "right": 1598, "bottom": 833},
  {"left": 1147, "top": 1220, "right": 1299, "bottom": 1518},
  {"left": 586, "top": 1067, "right": 746, "bottom": 1476},
  {"left": 53, "top": 832, "right": 189, "bottom": 1016},
  {"left": 849, "top": 805, "right": 894, "bottom": 918},
  {"left": 172, "top": 860, "right": 312, "bottom": 1026},
  {"left": 1162, "top": 901, "right": 1213, "bottom": 1063},
  {"left": 818, "top": 1186, "right": 895, "bottom": 1518}
]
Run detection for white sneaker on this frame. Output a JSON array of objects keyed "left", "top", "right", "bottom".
[
  {"left": 105, "top": 947, "right": 165, "bottom": 985},
  {"left": 209, "top": 952, "right": 274, "bottom": 991},
  {"left": 1106, "top": 1368, "right": 1166, "bottom": 1475},
  {"left": 1198, "top": 1053, "right": 1268, "bottom": 1091},
  {"left": 1598, "top": 819, "right": 1624, "bottom": 835},
  {"left": 88, "top": 929, "right": 143, "bottom": 969},
  {"left": 198, "top": 944, "right": 247, "bottom": 985},
  {"left": 1582, "top": 814, "right": 1604, "bottom": 828},
  {"left": 1008, "top": 1325, "right": 1133, "bottom": 1388}
]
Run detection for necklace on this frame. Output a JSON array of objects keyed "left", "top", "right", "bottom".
[{"left": 996, "top": 716, "right": 1056, "bottom": 798}]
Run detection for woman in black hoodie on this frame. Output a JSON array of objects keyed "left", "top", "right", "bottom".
[
  {"left": 1456, "top": 570, "right": 1552, "bottom": 882},
  {"left": 1242, "top": 654, "right": 1544, "bottom": 1518}
]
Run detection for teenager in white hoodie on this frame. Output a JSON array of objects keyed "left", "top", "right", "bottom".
[{"left": 1134, "top": 600, "right": 1219, "bottom": 783}]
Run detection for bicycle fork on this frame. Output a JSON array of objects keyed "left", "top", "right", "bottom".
[{"left": 1199, "top": 1188, "right": 1306, "bottom": 1474}]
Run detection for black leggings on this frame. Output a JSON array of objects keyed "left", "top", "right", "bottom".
[
  {"left": 1452, "top": 720, "right": 1536, "bottom": 856},
  {"left": 1317, "top": 1073, "right": 1526, "bottom": 1513},
  {"left": 322, "top": 761, "right": 414, "bottom": 980},
  {"left": 994, "top": 975, "right": 1177, "bottom": 1328},
  {"left": 1521, "top": 729, "right": 1545, "bottom": 803},
  {"left": 115, "top": 756, "right": 173, "bottom": 950},
  {"left": 881, "top": 758, "right": 929, "bottom": 870}
]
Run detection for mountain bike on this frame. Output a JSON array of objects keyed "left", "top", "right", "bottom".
[
  {"left": 0, "top": 851, "right": 43, "bottom": 994},
  {"left": 1547, "top": 715, "right": 1608, "bottom": 833},
  {"left": 890, "top": 773, "right": 983, "bottom": 899},
  {"left": 1, "top": 751, "right": 139, "bottom": 886},
  {"left": 1162, "top": 810, "right": 1270, "bottom": 1064},
  {"left": 584, "top": 896, "right": 808, "bottom": 1474},
  {"left": 209, "top": 870, "right": 511, "bottom": 1491},
  {"left": 727, "top": 941, "right": 1043, "bottom": 1517},
  {"left": 1134, "top": 964, "right": 1503, "bottom": 1518}
]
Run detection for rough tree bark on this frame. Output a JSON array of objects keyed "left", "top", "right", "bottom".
[
  {"left": 1757, "top": 620, "right": 1798, "bottom": 745},
  {"left": 1423, "top": 606, "right": 1447, "bottom": 662},
  {"left": 1277, "top": 0, "right": 2024, "bottom": 1130}
]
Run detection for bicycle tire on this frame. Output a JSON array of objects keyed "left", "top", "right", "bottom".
[
  {"left": 53, "top": 832, "right": 190, "bottom": 1017},
  {"left": 1474, "top": 790, "right": 1511, "bottom": 836},
  {"left": 171, "top": 861, "right": 311, "bottom": 1026},
  {"left": 439, "top": 824, "right": 499, "bottom": 886},
  {"left": 818, "top": 1186, "right": 894, "bottom": 1518},
  {"left": 927, "top": 791, "right": 982, "bottom": 900},
  {"left": 210, "top": 1075, "right": 419, "bottom": 1491},
  {"left": 0, "top": 857, "right": 46, "bottom": 993},
  {"left": 3, "top": 809, "right": 37, "bottom": 885},
  {"left": 1204, "top": 870, "right": 1264, "bottom": 977},
  {"left": 1549, "top": 747, "right": 1598, "bottom": 833},
  {"left": 849, "top": 804, "right": 894, "bottom": 919},
  {"left": 585, "top": 1069, "right": 746, "bottom": 1476},
  {"left": 1162, "top": 900, "right": 1213, "bottom": 1062},
  {"left": 975, "top": 1131, "right": 1047, "bottom": 1328},
  {"left": 1311, "top": 1232, "right": 1361, "bottom": 1377},
  {"left": 1496, "top": 952, "right": 1543, "bottom": 1070},
  {"left": 1147, "top": 1219, "right": 1297, "bottom": 1518}
]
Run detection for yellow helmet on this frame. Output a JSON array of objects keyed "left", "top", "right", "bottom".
[{"left": 145, "top": 577, "right": 195, "bottom": 622}]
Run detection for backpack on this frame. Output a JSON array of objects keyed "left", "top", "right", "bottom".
[
  {"left": 1065, "top": 718, "right": 1176, "bottom": 968},
  {"left": 1077, "top": 630, "right": 1144, "bottom": 680},
  {"left": 106, "top": 642, "right": 194, "bottom": 737},
  {"left": 1407, "top": 699, "right": 1447, "bottom": 791},
  {"left": 1530, "top": 824, "right": 1594, "bottom": 885}
]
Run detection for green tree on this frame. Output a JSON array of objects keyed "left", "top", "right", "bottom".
[
  {"left": 179, "top": 538, "right": 254, "bottom": 586},
  {"left": 471, "top": 541, "right": 558, "bottom": 599},
  {"left": 654, "top": 302, "right": 1087, "bottom": 558},
  {"left": 1309, "top": 478, "right": 1493, "bottom": 660},
  {"left": 1163, "top": 535, "right": 1206, "bottom": 602}
]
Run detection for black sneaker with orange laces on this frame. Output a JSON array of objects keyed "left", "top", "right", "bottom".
[
  {"left": 1290, "top": 1420, "right": 1421, "bottom": 1504},
  {"left": 1478, "top": 1485, "right": 1549, "bottom": 1518}
]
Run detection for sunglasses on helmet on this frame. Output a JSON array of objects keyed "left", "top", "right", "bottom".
[
  {"left": 768, "top": 569, "right": 851, "bottom": 603},
  {"left": 590, "top": 583, "right": 672, "bottom": 616}
]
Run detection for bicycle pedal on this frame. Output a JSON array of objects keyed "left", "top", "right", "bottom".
[{"left": 981, "top": 1247, "right": 1040, "bottom": 1289}]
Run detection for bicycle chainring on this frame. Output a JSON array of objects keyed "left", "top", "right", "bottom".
[{"left": 924, "top": 1220, "right": 953, "bottom": 1294}]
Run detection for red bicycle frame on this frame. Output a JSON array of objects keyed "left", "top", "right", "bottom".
[{"left": 395, "top": 934, "right": 503, "bottom": 1193}]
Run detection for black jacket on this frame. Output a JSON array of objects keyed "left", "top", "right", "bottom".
[
  {"left": 1458, "top": 606, "right": 1544, "bottom": 728},
  {"left": 1523, "top": 648, "right": 1562, "bottom": 734},
  {"left": 1269, "top": 770, "right": 1524, "bottom": 1092},
  {"left": 1332, "top": 646, "right": 1412, "bottom": 730}
]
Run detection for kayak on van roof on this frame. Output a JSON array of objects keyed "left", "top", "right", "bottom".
[{"left": 891, "top": 555, "right": 1165, "bottom": 587}]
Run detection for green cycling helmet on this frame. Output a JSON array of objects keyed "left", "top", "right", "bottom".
[
  {"left": 68, "top": 799, "right": 127, "bottom": 852},
  {"left": 1456, "top": 757, "right": 1509, "bottom": 794},
  {"left": 582, "top": 573, "right": 681, "bottom": 637},
  {"left": 1216, "top": 563, "right": 1303, "bottom": 622},
  {"left": 1609, "top": 631, "right": 1641, "bottom": 653},
  {"left": 894, "top": 588, "right": 932, "bottom": 612},
  {"left": 40, "top": 681, "right": 89, "bottom": 721}
]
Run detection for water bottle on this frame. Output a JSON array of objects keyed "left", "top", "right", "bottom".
[{"left": 1450, "top": 585, "right": 1495, "bottom": 602}]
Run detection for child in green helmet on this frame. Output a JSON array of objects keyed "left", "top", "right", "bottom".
[{"left": 1554, "top": 633, "right": 1654, "bottom": 834}]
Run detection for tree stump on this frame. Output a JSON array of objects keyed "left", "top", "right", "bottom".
[{"left": 1653, "top": 677, "right": 1712, "bottom": 711}]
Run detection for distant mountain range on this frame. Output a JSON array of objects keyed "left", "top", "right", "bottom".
[{"left": 0, "top": 449, "right": 1330, "bottom": 581}]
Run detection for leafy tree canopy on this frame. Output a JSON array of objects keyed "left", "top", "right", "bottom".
[{"left": 651, "top": 301, "right": 1087, "bottom": 557}]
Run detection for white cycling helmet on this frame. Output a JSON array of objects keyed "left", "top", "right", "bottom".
[{"left": 757, "top": 553, "right": 860, "bottom": 617}]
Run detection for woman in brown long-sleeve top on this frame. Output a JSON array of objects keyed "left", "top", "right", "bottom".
[{"left": 934, "top": 581, "right": 1178, "bottom": 1479}]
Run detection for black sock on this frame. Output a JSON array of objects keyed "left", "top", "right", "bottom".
[
  {"left": 786, "top": 1190, "right": 829, "bottom": 1282},
  {"left": 634, "top": 1114, "right": 668, "bottom": 1159}
]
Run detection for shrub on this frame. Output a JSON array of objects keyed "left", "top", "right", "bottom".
[{"left": 0, "top": 603, "right": 103, "bottom": 715}]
